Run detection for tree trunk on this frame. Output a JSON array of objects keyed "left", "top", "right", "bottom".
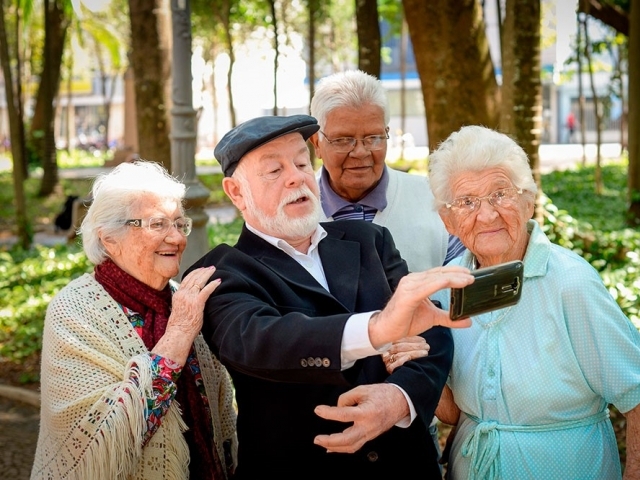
[
  {"left": 215, "top": 0, "right": 237, "bottom": 128},
  {"left": 613, "top": 42, "right": 626, "bottom": 152},
  {"left": 307, "top": 0, "right": 318, "bottom": 107},
  {"left": 12, "top": 1, "right": 28, "bottom": 180},
  {"left": 31, "top": 0, "right": 68, "bottom": 197},
  {"left": 356, "top": 0, "right": 381, "bottom": 78},
  {"left": 128, "top": 0, "right": 172, "bottom": 171},
  {"left": 402, "top": 0, "right": 500, "bottom": 150},
  {"left": 224, "top": 27, "right": 237, "bottom": 127},
  {"left": 576, "top": 12, "right": 587, "bottom": 164},
  {"left": 0, "top": 0, "right": 31, "bottom": 248},
  {"left": 582, "top": 15, "right": 603, "bottom": 195},
  {"left": 307, "top": 0, "right": 319, "bottom": 166},
  {"left": 65, "top": 52, "right": 73, "bottom": 153},
  {"left": 93, "top": 39, "right": 117, "bottom": 152},
  {"left": 269, "top": 0, "right": 279, "bottom": 115},
  {"left": 500, "top": 0, "right": 543, "bottom": 223},
  {"left": 627, "top": 0, "right": 640, "bottom": 226},
  {"left": 496, "top": 0, "right": 504, "bottom": 63},
  {"left": 103, "top": 75, "right": 116, "bottom": 150},
  {"left": 209, "top": 44, "right": 220, "bottom": 145},
  {"left": 399, "top": 16, "right": 407, "bottom": 160}
]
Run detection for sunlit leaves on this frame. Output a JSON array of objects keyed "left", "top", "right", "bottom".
[
  {"left": 0, "top": 244, "right": 92, "bottom": 360},
  {"left": 542, "top": 161, "right": 640, "bottom": 326}
]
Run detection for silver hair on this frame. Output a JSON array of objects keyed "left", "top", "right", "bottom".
[
  {"left": 428, "top": 125, "right": 538, "bottom": 209},
  {"left": 231, "top": 159, "right": 251, "bottom": 191},
  {"left": 310, "top": 70, "right": 390, "bottom": 130},
  {"left": 80, "top": 160, "right": 186, "bottom": 265}
]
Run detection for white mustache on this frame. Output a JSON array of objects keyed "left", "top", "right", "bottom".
[{"left": 278, "top": 186, "right": 317, "bottom": 210}]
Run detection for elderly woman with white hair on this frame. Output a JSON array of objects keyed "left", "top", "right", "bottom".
[
  {"left": 428, "top": 126, "right": 640, "bottom": 479},
  {"left": 31, "top": 161, "right": 237, "bottom": 480}
]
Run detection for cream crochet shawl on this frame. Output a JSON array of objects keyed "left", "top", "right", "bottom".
[{"left": 30, "top": 273, "right": 238, "bottom": 480}]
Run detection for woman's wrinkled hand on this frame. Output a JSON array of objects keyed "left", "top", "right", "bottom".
[
  {"left": 382, "top": 336, "right": 430, "bottom": 374},
  {"left": 168, "top": 266, "right": 220, "bottom": 338},
  {"left": 151, "top": 266, "right": 220, "bottom": 365}
]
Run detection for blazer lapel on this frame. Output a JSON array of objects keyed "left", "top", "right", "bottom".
[
  {"left": 318, "top": 231, "right": 360, "bottom": 312},
  {"left": 237, "top": 225, "right": 347, "bottom": 306}
]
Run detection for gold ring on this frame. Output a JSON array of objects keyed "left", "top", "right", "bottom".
[
  {"left": 193, "top": 284, "right": 201, "bottom": 291},
  {"left": 390, "top": 354, "right": 396, "bottom": 363}
]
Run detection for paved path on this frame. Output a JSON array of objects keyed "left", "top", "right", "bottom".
[
  {"left": 55, "top": 164, "right": 223, "bottom": 179},
  {"left": 536, "top": 143, "right": 621, "bottom": 173},
  {"left": 0, "top": 395, "right": 39, "bottom": 479}
]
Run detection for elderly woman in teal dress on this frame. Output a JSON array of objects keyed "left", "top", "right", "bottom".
[{"left": 428, "top": 126, "right": 640, "bottom": 479}]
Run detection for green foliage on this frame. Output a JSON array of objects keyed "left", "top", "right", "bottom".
[
  {"left": 57, "top": 149, "right": 105, "bottom": 168},
  {"left": 541, "top": 162, "right": 640, "bottom": 328},
  {"left": 387, "top": 157, "right": 428, "bottom": 174},
  {"left": 198, "top": 173, "right": 229, "bottom": 205},
  {"left": 378, "top": 0, "right": 404, "bottom": 38},
  {"left": 0, "top": 244, "right": 92, "bottom": 362},
  {"left": 542, "top": 161, "right": 629, "bottom": 231},
  {"left": 207, "top": 217, "right": 243, "bottom": 247}
]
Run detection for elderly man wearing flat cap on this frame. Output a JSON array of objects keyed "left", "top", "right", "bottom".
[{"left": 185, "top": 114, "right": 473, "bottom": 479}]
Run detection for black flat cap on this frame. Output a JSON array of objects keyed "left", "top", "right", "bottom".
[{"left": 215, "top": 114, "right": 320, "bottom": 177}]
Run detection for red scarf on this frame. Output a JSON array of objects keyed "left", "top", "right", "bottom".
[{"left": 94, "top": 259, "right": 224, "bottom": 479}]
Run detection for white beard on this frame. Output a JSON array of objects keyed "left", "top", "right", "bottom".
[{"left": 243, "top": 184, "right": 322, "bottom": 239}]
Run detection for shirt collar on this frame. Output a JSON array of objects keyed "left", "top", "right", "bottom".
[
  {"left": 459, "top": 219, "right": 550, "bottom": 279},
  {"left": 318, "top": 165, "right": 389, "bottom": 218},
  {"left": 520, "top": 219, "right": 551, "bottom": 278},
  {"left": 245, "top": 222, "right": 327, "bottom": 256}
]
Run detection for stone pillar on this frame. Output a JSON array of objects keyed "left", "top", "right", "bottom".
[{"left": 170, "top": 0, "right": 210, "bottom": 277}]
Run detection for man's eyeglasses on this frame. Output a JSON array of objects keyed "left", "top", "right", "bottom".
[
  {"left": 445, "top": 187, "right": 523, "bottom": 215},
  {"left": 124, "top": 217, "right": 193, "bottom": 236},
  {"left": 319, "top": 131, "right": 389, "bottom": 153}
]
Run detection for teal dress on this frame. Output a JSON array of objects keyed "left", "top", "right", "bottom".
[{"left": 432, "top": 220, "right": 640, "bottom": 480}]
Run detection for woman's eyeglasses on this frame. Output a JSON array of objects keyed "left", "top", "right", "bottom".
[
  {"left": 124, "top": 217, "right": 193, "bottom": 236},
  {"left": 445, "top": 187, "right": 523, "bottom": 215}
]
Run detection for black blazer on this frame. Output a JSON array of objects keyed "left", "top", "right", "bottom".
[{"left": 186, "top": 221, "right": 452, "bottom": 479}]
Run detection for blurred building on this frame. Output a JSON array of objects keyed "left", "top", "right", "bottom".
[
  {"left": 377, "top": 0, "right": 625, "bottom": 147},
  {"left": 0, "top": 69, "right": 128, "bottom": 155},
  {"left": 0, "top": 0, "right": 626, "bottom": 154}
]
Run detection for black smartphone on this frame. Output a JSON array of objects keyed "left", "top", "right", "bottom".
[{"left": 449, "top": 260, "right": 524, "bottom": 320}]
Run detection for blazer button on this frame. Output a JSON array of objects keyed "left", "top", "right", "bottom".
[
  {"left": 307, "top": 357, "right": 315, "bottom": 367},
  {"left": 300, "top": 358, "right": 308, "bottom": 367},
  {"left": 322, "top": 357, "right": 331, "bottom": 367},
  {"left": 366, "top": 451, "right": 379, "bottom": 462},
  {"left": 314, "top": 357, "right": 322, "bottom": 367}
]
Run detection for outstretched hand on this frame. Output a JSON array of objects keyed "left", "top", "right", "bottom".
[{"left": 368, "top": 266, "right": 474, "bottom": 349}]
